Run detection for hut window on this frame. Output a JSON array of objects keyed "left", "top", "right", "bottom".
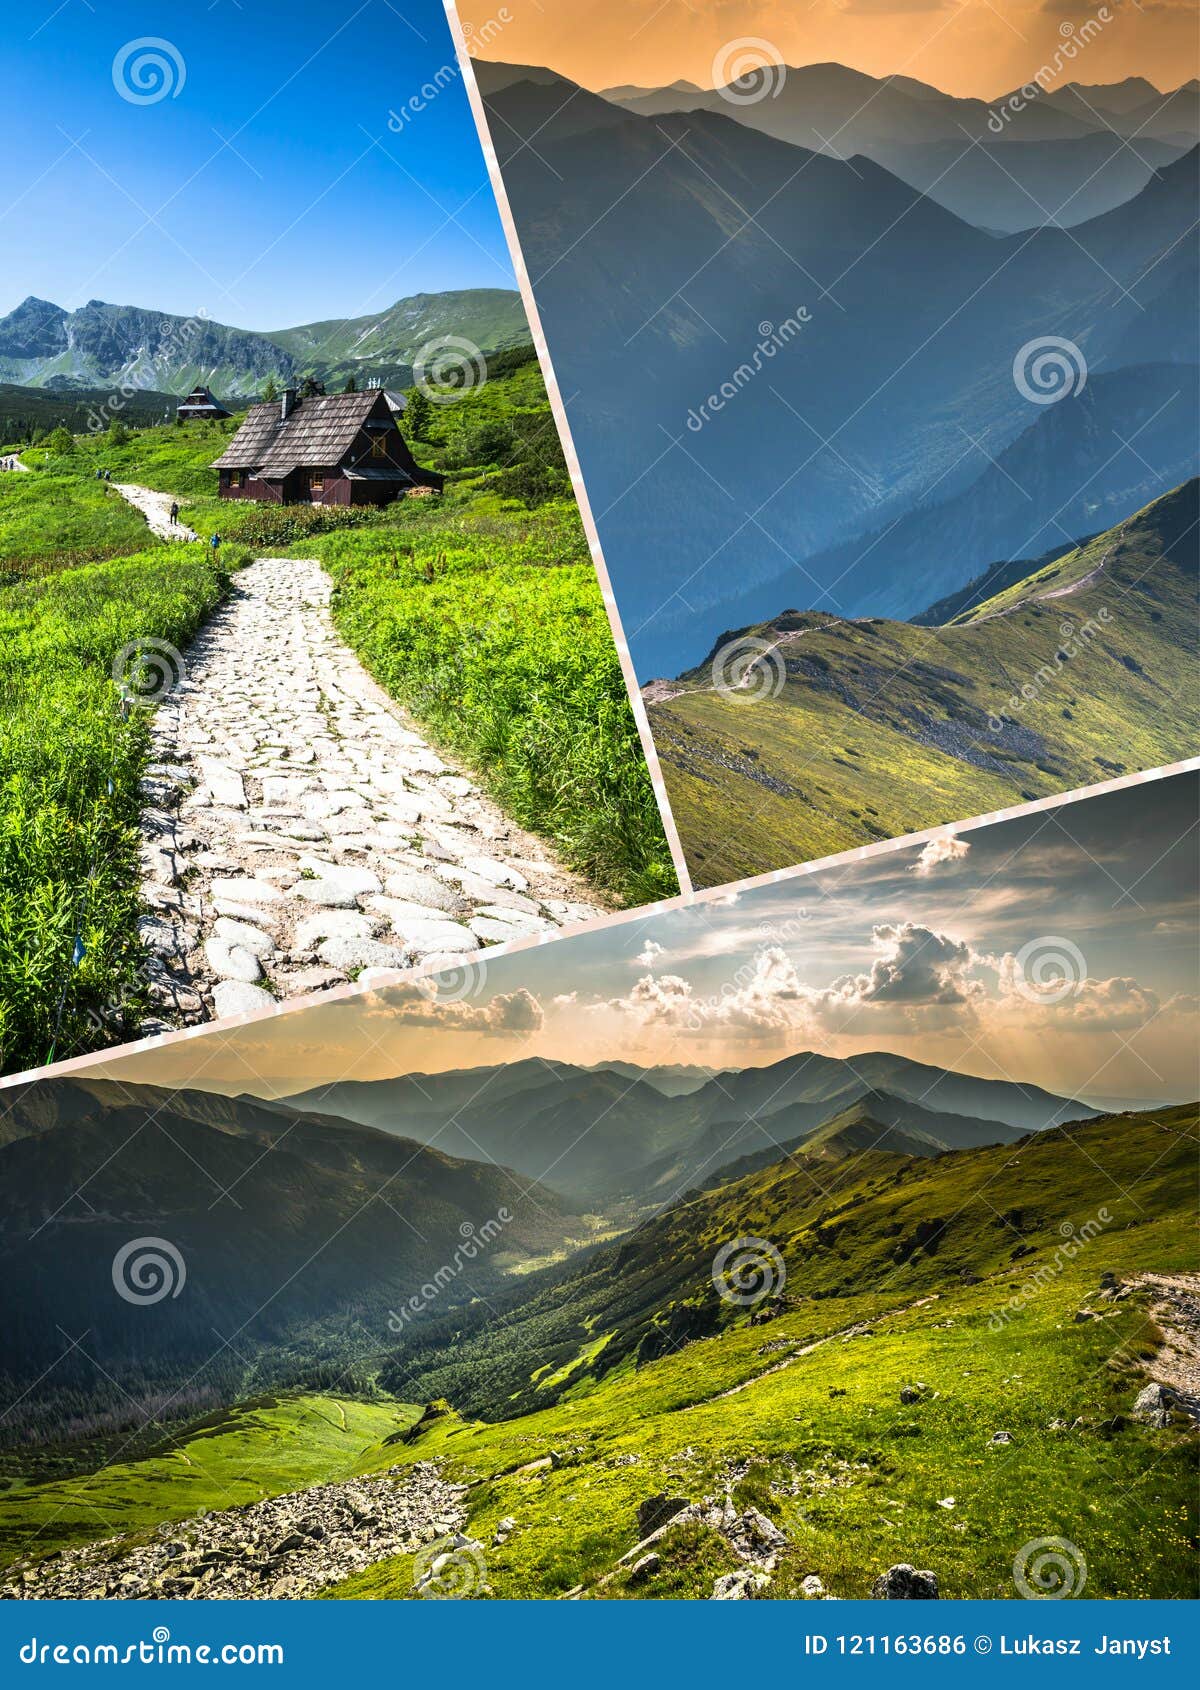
[
  {"left": 310, "top": 470, "right": 325, "bottom": 492},
  {"left": 370, "top": 435, "right": 387, "bottom": 459},
  {"left": 230, "top": 470, "right": 244, "bottom": 488}
]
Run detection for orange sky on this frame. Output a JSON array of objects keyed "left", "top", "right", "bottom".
[{"left": 464, "top": 0, "right": 1198, "bottom": 100}]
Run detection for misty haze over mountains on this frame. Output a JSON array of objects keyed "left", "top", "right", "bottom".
[{"left": 474, "top": 59, "right": 1199, "bottom": 678}]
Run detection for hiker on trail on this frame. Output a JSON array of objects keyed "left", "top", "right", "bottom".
[
  {"left": 170, "top": 501, "right": 180, "bottom": 526},
  {"left": 211, "top": 532, "right": 221, "bottom": 554}
]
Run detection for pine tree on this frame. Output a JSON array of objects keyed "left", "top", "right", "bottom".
[
  {"left": 262, "top": 376, "right": 279, "bottom": 404},
  {"left": 344, "top": 374, "right": 358, "bottom": 393},
  {"left": 405, "top": 386, "right": 432, "bottom": 441}
]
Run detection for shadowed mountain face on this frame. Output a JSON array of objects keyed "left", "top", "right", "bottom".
[
  {"left": 0, "top": 290, "right": 530, "bottom": 396},
  {"left": 476, "top": 64, "right": 1198, "bottom": 680},
  {"left": 0, "top": 1079, "right": 580, "bottom": 1441},
  {"left": 287, "top": 1046, "right": 1093, "bottom": 1207}
]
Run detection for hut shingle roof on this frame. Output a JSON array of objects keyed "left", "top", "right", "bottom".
[{"left": 211, "top": 390, "right": 383, "bottom": 473}]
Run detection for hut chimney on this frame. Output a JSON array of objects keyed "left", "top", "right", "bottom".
[{"left": 280, "top": 387, "right": 297, "bottom": 421}]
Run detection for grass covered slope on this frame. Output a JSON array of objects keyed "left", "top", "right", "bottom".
[
  {"left": 0, "top": 1396, "right": 420, "bottom": 1570},
  {"left": 0, "top": 543, "right": 238, "bottom": 1073},
  {"left": 0, "top": 1105, "right": 1193, "bottom": 1598},
  {"left": 650, "top": 483, "right": 1199, "bottom": 885},
  {"left": 0, "top": 459, "right": 158, "bottom": 576},
  {"left": 333, "top": 1103, "right": 1197, "bottom": 1600}
]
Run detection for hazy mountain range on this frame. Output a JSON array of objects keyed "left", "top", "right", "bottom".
[
  {"left": 288, "top": 1046, "right": 1093, "bottom": 1207},
  {"left": 0, "top": 288, "right": 530, "bottom": 397},
  {"left": 591, "top": 63, "right": 1199, "bottom": 230},
  {"left": 473, "top": 61, "right": 1199, "bottom": 679}
]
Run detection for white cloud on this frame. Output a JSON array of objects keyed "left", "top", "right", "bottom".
[
  {"left": 634, "top": 939, "right": 664, "bottom": 967},
  {"left": 371, "top": 981, "right": 544, "bottom": 1036},
  {"left": 911, "top": 835, "right": 971, "bottom": 877}
]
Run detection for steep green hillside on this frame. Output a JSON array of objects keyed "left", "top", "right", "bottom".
[
  {"left": 650, "top": 482, "right": 1198, "bottom": 884},
  {"left": 0, "top": 1395, "right": 419, "bottom": 1569},
  {"left": 4, "top": 1105, "right": 1189, "bottom": 1598},
  {"left": 268, "top": 289, "right": 530, "bottom": 385}
]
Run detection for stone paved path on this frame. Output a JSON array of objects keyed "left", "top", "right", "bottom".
[
  {"left": 136, "top": 555, "right": 608, "bottom": 1030},
  {"left": 115, "top": 481, "right": 196, "bottom": 540}
]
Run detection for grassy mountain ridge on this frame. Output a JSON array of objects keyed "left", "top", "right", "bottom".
[
  {"left": 379, "top": 1102, "right": 1189, "bottom": 1425},
  {"left": 649, "top": 481, "right": 1199, "bottom": 882}
]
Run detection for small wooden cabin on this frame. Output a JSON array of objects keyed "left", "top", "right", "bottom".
[
  {"left": 177, "top": 385, "right": 231, "bottom": 421},
  {"left": 211, "top": 387, "right": 441, "bottom": 506}
]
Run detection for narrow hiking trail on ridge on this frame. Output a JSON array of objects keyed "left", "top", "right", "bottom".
[{"left": 125, "top": 502, "right": 608, "bottom": 1031}]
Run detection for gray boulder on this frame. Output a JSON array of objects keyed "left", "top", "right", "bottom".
[
  {"left": 1132, "top": 1383, "right": 1175, "bottom": 1428},
  {"left": 872, "top": 1564, "right": 939, "bottom": 1599}
]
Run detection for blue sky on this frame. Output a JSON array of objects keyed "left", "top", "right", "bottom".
[{"left": 0, "top": 0, "right": 514, "bottom": 329}]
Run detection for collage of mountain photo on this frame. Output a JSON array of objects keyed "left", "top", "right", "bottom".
[
  {"left": 1, "top": 771, "right": 1196, "bottom": 1601},
  {"left": 0, "top": 0, "right": 1196, "bottom": 1633},
  {"left": 459, "top": 0, "right": 1200, "bottom": 886},
  {"left": 0, "top": 2, "right": 682, "bottom": 1084}
]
